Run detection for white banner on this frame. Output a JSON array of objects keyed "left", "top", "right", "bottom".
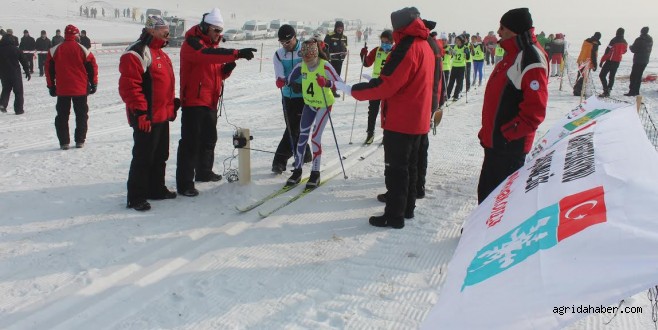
[{"left": 422, "top": 97, "right": 658, "bottom": 329}]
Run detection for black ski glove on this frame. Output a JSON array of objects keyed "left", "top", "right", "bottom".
[
  {"left": 171, "top": 98, "right": 181, "bottom": 121},
  {"left": 24, "top": 71, "right": 31, "bottom": 81},
  {"left": 222, "top": 62, "right": 237, "bottom": 75},
  {"left": 237, "top": 48, "right": 257, "bottom": 60},
  {"left": 88, "top": 84, "right": 97, "bottom": 94},
  {"left": 49, "top": 86, "right": 57, "bottom": 97}
]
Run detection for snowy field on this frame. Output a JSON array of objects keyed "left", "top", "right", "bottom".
[{"left": 3, "top": 1, "right": 658, "bottom": 329}]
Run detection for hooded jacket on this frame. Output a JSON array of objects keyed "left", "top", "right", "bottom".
[
  {"left": 351, "top": 18, "right": 434, "bottom": 135},
  {"left": 478, "top": 28, "right": 548, "bottom": 154},
  {"left": 119, "top": 31, "right": 176, "bottom": 125},
  {"left": 179, "top": 25, "right": 238, "bottom": 110},
  {"left": 45, "top": 32, "right": 98, "bottom": 96},
  {"left": 630, "top": 32, "right": 653, "bottom": 65},
  {"left": 576, "top": 36, "right": 601, "bottom": 69}
]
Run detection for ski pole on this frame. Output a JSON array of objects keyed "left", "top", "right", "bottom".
[
  {"left": 318, "top": 74, "right": 348, "bottom": 179},
  {"left": 348, "top": 41, "right": 366, "bottom": 144}
]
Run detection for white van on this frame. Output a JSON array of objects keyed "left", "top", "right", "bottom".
[
  {"left": 269, "top": 19, "right": 289, "bottom": 31},
  {"left": 242, "top": 20, "right": 269, "bottom": 40}
]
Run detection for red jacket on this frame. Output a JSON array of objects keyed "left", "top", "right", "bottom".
[
  {"left": 45, "top": 35, "right": 98, "bottom": 96},
  {"left": 478, "top": 28, "right": 548, "bottom": 154},
  {"left": 180, "top": 25, "right": 238, "bottom": 110},
  {"left": 119, "top": 35, "right": 175, "bottom": 124},
  {"left": 351, "top": 19, "right": 433, "bottom": 135},
  {"left": 483, "top": 34, "right": 498, "bottom": 53},
  {"left": 600, "top": 37, "right": 628, "bottom": 63}
]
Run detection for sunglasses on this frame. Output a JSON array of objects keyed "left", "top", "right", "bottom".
[
  {"left": 280, "top": 39, "right": 293, "bottom": 45},
  {"left": 212, "top": 28, "right": 223, "bottom": 33}
]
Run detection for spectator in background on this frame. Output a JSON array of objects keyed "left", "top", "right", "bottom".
[
  {"left": 51, "top": 29, "right": 64, "bottom": 46},
  {"left": 19, "top": 30, "right": 36, "bottom": 73},
  {"left": 0, "top": 33, "right": 30, "bottom": 114},
  {"left": 483, "top": 30, "right": 498, "bottom": 65},
  {"left": 477, "top": 8, "right": 548, "bottom": 204},
  {"left": 547, "top": 33, "right": 566, "bottom": 77},
  {"left": 573, "top": 32, "right": 601, "bottom": 96},
  {"left": 323, "top": 21, "right": 348, "bottom": 96},
  {"left": 79, "top": 30, "right": 92, "bottom": 49},
  {"left": 5, "top": 29, "right": 19, "bottom": 46},
  {"left": 45, "top": 24, "right": 98, "bottom": 150},
  {"left": 119, "top": 16, "right": 179, "bottom": 212},
  {"left": 625, "top": 27, "right": 653, "bottom": 96},
  {"left": 35, "top": 30, "right": 51, "bottom": 76},
  {"left": 598, "top": 28, "right": 627, "bottom": 97}
]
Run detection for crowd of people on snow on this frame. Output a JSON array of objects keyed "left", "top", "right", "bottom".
[{"left": 0, "top": 7, "right": 654, "bottom": 228}]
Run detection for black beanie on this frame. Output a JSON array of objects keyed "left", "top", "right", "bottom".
[
  {"left": 500, "top": 8, "right": 533, "bottom": 34},
  {"left": 422, "top": 19, "right": 436, "bottom": 31},
  {"left": 641, "top": 27, "right": 649, "bottom": 34},
  {"left": 335, "top": 21, "right": 344, "bottom": 29},
  {"left": 593, "top": 32, "right": 601, "bottom": 40},
  {"left": 391, "top": 7, "right": 420, "bottom": 31},
  {"left": 278, "top": 24, "right": 295, "bottom": 41},
  {"left": 380, "top": 29, "right": 393, "bottom": 40},
  {"left": 23, "top": 29, "right": 28, "bottom": 34},
  {"left": 616, "top": 28, "right": 624, "bottom": 37}
]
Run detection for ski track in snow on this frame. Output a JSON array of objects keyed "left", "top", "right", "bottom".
[{"left": 2, "top": 7, "right": 658, "bottom": 330}]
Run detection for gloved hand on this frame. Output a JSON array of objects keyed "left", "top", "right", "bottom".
[
  {"left": 334, "top": 81, "right": 352, "bottom": 96},
  {"left": 88, "top": 84, "right": 97, "bottom": 94},
  {"left": 49, "top": 86, "right": 57, "bottom": 97},
  {"left": 275, "top": 77, "right": 286, "bottom": 89},
  {"left": 360, "top": 47, "right": 368, "bottom": 59},
  {"left": 222, "top": 62, "right": 236, "bottom": 75},
  {"left": 137, "top": 114, "right": 151, "bottom": 133},
  {"left": 237, "top": 48, "right": 257, "bottom": 60},
  {"left": 24, "top": 71, "right": 31, "bottom": 81},
  {"left": 599, "top": 62, "right": 603, "bottom": 68},
  {"left": 316, "top": 75, "right": 332, "bottom": 88},
  {"left": 592, "top": 64, "right": 597, "bottom": 72},
  {"left": 171, "top": 98, "right": 181, "bottom": 121}
]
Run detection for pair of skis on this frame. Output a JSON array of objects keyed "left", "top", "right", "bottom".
[{"left": 236, "top": 137, "right": 383, "bottom": 218}]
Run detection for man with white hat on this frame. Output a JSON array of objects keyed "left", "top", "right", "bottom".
[{"left": 176, "top": 8, "right": 257, "bottom": 197}]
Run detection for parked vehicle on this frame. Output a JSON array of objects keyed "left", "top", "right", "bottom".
[
  {"left": 163, "top": 16, "right": 186, "bottom": 46},
  {"left": 269, "top": 19, "right": 289, "bottom": 31},
  {"left": 224, "top": 29, "right": 246, "bottom": 41},
  {"left": 242, "top": 20, "right": 269, "bottom": 40},
  {"left": 145, "top": 9, "right": 162, "bottom": 17}
]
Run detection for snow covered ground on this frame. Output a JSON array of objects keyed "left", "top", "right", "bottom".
[{"left": 2, "top": 2, "right": 658, "bottom": 329}]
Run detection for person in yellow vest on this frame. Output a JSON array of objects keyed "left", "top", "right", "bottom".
[
  {"left": 494, "top": 43, "right": 505, "bottom": 64},
  {"left": 285, "top": 39, "right": 344, "bottom": 188},
  {"left": 359, "top": 29, "right": 393, "bottom": 144},
  {"left": 446, "top": 35, "right": 469, "bottom": 101},
  {"left": 471, "top": 34, "right": 486, "bottom": 87},
  {"left": 440, "top": 32, "right": 452, "bottom": 108},
  {"left": 573, "top": 32, "right": 601, "bottom": 96},
  {"left": 463, "top": 33, "right": 474, "bottom": 92}
]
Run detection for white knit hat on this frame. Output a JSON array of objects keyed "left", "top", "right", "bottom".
[
  {"left": 440, "top": 32, "right": 447, "bottom": 39},
  {"left": 203, "top": 8, "right": 224, "bottom": 28}
]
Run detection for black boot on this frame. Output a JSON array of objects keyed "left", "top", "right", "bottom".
[
  {"left": 271, "top": 162, "right": 286, "bottom": 174},
  {"left": 306, "top": 170, "right": 320, "bottom": 189},
  {"left": 127, "top": 200, "right": 151, "bottom": 211},
  {"left": 369, "top": 215, "right": 404, "bottom": 229},
  {"left": 195, "top": 171, "right": 222, "bottom": 182},
  {"left": 286, "top": 168, "right": 302, "bottom": 186},
  {"left": 416, "top": 186, "right": 425, "bottom": 199},
  {"left": 148, "top": 187, "right": 177, "bottom": 200},
  {"left": 178, "top": 187, "right": 199, "bottom": 197},
  {"left": 364, "top": 131, "right": 374, "bottom": 145},
  {"left": 376, "top": 193, "right": 387, "bottom": 203}
]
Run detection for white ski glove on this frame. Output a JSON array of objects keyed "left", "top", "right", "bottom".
[{"left": 334, "top": 81, "right": 352, "bottom": 96}]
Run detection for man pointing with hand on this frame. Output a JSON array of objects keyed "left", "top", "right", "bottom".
[{"left": 176, "top": 7, "right": 257, "bottom": 197}]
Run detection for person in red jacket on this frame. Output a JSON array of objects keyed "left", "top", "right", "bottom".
[
  {"left": 483, "top": 31, "right": 498, "bottom": 65},
  {"left": 176, "top": 8, "right": 257, "bottom": 197},
  {"left": 343, "top": 7, "right": 435, "bottom": 229},
  {"left": 598, "top": 28, "right": 628, "bottom": 97},
  {"left": 477, "top": 8, "right": 548, "bottom": 204},
  {"left": 119, "top": 16, "right": 179, "bottom": 212},
  {"left": 45, "top": 24, "right": 98, "bottom": 150}
]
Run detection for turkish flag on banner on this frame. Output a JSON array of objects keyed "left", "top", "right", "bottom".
[{"left": 557, "top": 186, "right": 607, "bottom": 241}]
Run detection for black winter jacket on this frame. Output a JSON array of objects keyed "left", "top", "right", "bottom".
[
  {"left": 19, "top": 36, "right": 36, "bottom": 51},
  {"left": 0, "top": 37, "right": 29, "bottom": 78},
  {"left": 35, "top": 37, "right": 52, "bottom": 51},
  {"left": 630, "top": 33, "right": 653, "bottom": 64}
]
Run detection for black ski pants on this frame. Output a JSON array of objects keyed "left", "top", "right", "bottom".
[
  {"left": 599, "top": 61, "right": 620, "bottom": 92},
  {"left": 383, "top": 130, "right": 421, "bottom": 218},
  {"left": 0, "top": 71, "right": 24, "bottom": 113},
  {"left": 37, "top": 54, "right": 47, "bottom": 76},
  {"left": 477, "top": 148, "right": 526, "bottom": 204},
  {"left": 55, "top": 95, "right": 88, "bottom": 145},
  {"left": 416, "top": 133, "right": 429, "bottom": 193},
  {"left": 628, "top": 62, "right": 648, "bottom": 95},
  {"left": 176, "top": 106, "right": 218, "bottom": 191},
  {"left": 447, "top": 66, "right": 465, "bottom": 99},
  {"left": 330, "top": 59, "right": 344, "bottom": 77},
  {"left": 273, "top": 96, "right": 310, "bottom": 167},
  {"left": 127, "top": 122, "right": 170, "bottom": 204},
  {"left": 367, "top": 99, "right": 381, "bottom": 133},
  {"left": 465, "top": 62, "right": 472, "bottom": 91}
]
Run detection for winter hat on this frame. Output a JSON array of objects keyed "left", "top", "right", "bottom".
[
  {"left": 440, "top": 32, "right": 447, "bottom": 39},
  {"left": 6, "top": 29, "right": 13, "bottom": 35},
  {"left": 422, "top": 19, "right": 436, "bottom": 31},
  {"left": 23, "top": 29, "right": 28, "bottom": 34},
  {"left": 145, "top": 15, "right": 167, "bottom": 29},
  {"left": 380, "top": 29, "right": 393, "bottom": 40},
  {"left": 616, "top": 28, "right": 624, "bottom": 37},
  {"left": 335, "top": 21, "right": 344, "bottom": 29},
  {"left": 300, "top": 40, "right": 318, "bottom": 57},
  {"left": 64, "top": 24, "right": 79, "bottom": 37},
  {"left": 203, "top": 8, "right": 224, "bottom": 28},
  {"left": 641, "top": 27, "right": 649, "bottom": 34},
  {"left": 593, "top": 32, "right": 601, "bottom": 40},
  {"left": 391, "top": 7, "right": 420, "bottom": 31},
  {"left": 278, "top": 24, "right": 295, "bottom": 41},
  {"left": 500, "top": 7, "right": 533, "bottom": 34},
  {"left": 41, "top": 30, "right": 46, "bottom": 35}
]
